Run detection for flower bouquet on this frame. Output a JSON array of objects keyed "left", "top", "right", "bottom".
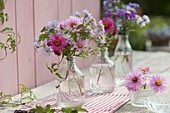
[
  {"left": 34, "top": 10, "right": 105, "bottom": 107},
  {"left": 103, "top": 0, "right": 150, "bottom": 86},
  {"left": 125, "top": 66, "right": 166, "bottom": 106}
]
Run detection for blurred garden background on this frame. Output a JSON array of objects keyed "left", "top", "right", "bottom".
[{"left": 101, "top": 0, "right": 170, "bottom": 56}]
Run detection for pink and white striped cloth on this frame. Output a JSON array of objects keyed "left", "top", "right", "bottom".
[{"left": 21, "top": 86, "right": 130, "bottom": 113}]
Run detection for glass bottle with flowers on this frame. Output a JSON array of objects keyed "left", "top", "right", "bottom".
[
  {"left": 125, "top": 66, "right": 166, "bottom": 107},
  {"left": 34, "top": 10, "right": 105, "bottom": 107},
  {"left": 103, "top": 0, "right": 150, "bottom": 86},
  {"left": 89, "top": 18, "right": 115, "bottom": 93}
]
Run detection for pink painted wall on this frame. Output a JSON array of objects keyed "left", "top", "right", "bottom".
[{"left": 0, "top": 0, "right": 100, "bottom": 95}]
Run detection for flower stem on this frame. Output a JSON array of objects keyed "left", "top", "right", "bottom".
[
  {"left": 143, "top": 83, "right": 146, "bottom": 89},
  {"left": 97, "top": 68, "right": 102, "bottom": 85}
]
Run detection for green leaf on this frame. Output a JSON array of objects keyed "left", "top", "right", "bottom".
[
  {"left": 45, "top": 104, "right": 51, "bottom": 111},
  {"left": 75, "top": 107, "right": 88, "bottom": 112},
  {"left": 79, "top": 32, "right": 88, "bottom": 37},
  {"left": 70, "top": 110, "right": 78, "bottom": 113},
  {"left": 76, "top": 24, "right": 84, "bottom": 29},
  {"left": 46, "top": 63, "right": 53, "bottom": 74},
  {"left": 51, "top": 62, "right": 57, "bottom": 69},
  {"left": 61, "top": 107, "right": 72, "bottom": 113},
  {"left": 55, "top": 73, "right": 64, "bottom": 79},
  {"left": 38, "top": 34, "right": 48, "bottom": 42},
  {"left": 50, "top": 109, "right": 56, "bottom": 113},
  {"left": 71, "top": 33, "right": 78, "bottom": 42},
  {"left": 1, "top": 27, "right": 13, "bottom": 33},
  {"left": 0, "top": 12, "right": 4, "bottom": 24},
  {"left": 0, "top": 43, "right": 5, "bottom": 49},
  {"left": 41, "top": 26, "right": 47, "bottom": 32}
]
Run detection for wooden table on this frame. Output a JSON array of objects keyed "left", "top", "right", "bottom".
[{"left": 2, "top": 51, "right": 170, "bottom": 113}]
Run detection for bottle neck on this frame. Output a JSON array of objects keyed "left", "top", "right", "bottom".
[{"left": 66, "top": 56, "right": 76, "bottom": 67}]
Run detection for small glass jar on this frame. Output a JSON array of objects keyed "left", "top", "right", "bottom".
[
  {"left": 56, "top": 56, "right": 85, "bottom": 108},
  {"left": 90, "top": 47, "right": 115, "bottom": 93},
  {"left": 130, "top": 88, "right": 154, "bottom": 107},
  {"left": 114, "top": 34, "right": 133, "bottom": 86}
]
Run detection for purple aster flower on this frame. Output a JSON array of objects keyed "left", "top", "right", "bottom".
[
  {"left": 73, "top": 40, "right": 85, "bottom": 52},
  {"left": 47, "top": 20, "right": 59, "bottom": 30},
  {"left": 149, "top": 75, "right": 166, "bottom": 92},
  {"left": 138, "top": 66, "right": 151, "bottom": 74},
  {"left": 65, "top": 16, "right": 82, "bottom": 30},
  {"left": 105, "top": 11, "right": 112, "bottom": 17},
  {"left": 125, "top": 71, "right": 144, "bottom": 92},
  {"left": 43, "top": 46, "right": 51, "bottom": 56},
  {"left": 34, "top": 36, "right": 41, "bottom": 53},
  {"left": 102, "top": 17, "right": 114, "bottom": 33},
  {"left": 129, "top": 2, "right": 140, "bottom": 8},
  {"left": 47, "top": 34, "right": 66, "bottom": 53},
  {"left": 98, "top": 32, "right": 106, "bottom": 44},
  {"left": 116, "top": 10, "right": 126, "bottom": 18},
  {"left": 125, "top": 10, "right": 136, "bottom": 20}
]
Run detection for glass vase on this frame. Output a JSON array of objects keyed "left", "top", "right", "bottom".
[
  {"left": 114, "top": 34, "right": 133, "bottom": 86},
  {"left": 90, "top": 47, "right": 115, "bottom": 93},
  {"left": 130, "top": 88, "right": 154, "bottom": 107},
  {"left": 56, "top": 56, "right": 85, "bottom": 108}
]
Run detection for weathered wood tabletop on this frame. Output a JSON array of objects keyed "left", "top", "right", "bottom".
[{"left": 3, "top": 51, "right": 170, "bottom": 113}]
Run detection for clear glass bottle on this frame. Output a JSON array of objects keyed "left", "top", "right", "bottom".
[
  {"left": 114, "top": 34, "right": 133, "bottom": 86},
  {"left": 90, "top": 47, "right": 115, "bottom": 93},
  {"left": 56, "top": 56, "right": 85, "bottom": 108}
]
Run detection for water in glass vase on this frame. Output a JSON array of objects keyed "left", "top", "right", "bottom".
[
  {"left": 56, "top": 77, "right": 85, "bottom": 107},
  {"left": 115, "top": 53, "right": 132, "bottom": 86},
  {"left": 90, "top": 63, "right": 115, "bottom": 93},
  {"left": 56, "top": 57, "right": 85, "bottom": 108}
]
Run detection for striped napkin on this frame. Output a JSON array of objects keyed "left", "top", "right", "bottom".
[{"left": 21, "top": 86, "right": 130, "bottom": 113}]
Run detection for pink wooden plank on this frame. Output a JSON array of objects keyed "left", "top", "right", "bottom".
[
  {"left": 0, "top": 0, "right": 18, "bottom": 95},
  {"left": 72, "top": 0, "right": 100, "bottom": 20},
  {"left": 58, "top": 0, "right": 72, "bottom": 21},
  {"left": 16, "top": 0, "right": 35, "bottom": 89},
  {"left": 34, "top": 0, "right": 59, "bottom": 86},
  {"left": 72, "top": 0, "right": 100, "bottom": 69}
]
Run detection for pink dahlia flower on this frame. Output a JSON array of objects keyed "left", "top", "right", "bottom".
[
  {"left": 138, "top": 66, "right": 151, "bottom": 74},
  {"left": 65, "top": 16, "right": 82, "bottom": 30},
  {"left": 102, "top": 17, "right": 114, "bottom": 33},
  {"left": 47, "top": 34, "right": 66, "bottom": 54},
  {"left": 74, "top": 40, "right": 85, "bottom": 52},
  {"left": 149, "top": 75, "right": 166, "bottom": 92},
  {"left": 125, "top": 71, "right": 144, "bottom": 92}
]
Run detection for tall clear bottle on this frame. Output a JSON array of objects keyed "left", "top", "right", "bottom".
[
  {"left": 90, "top": 47, "right": 115, "bottom": 93},
  {"left": 114, "top": 34, "right": 133, "bottom": 86}
]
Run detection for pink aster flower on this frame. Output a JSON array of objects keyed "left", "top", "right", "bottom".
[
  {"left": 47, "top": 34, "right": 66, "bottom": 54},
  {"left": 138, "top": 66, "right": 151, "bottom": 74},
  {"left": 102, "top": 17, "right": 114, "bottom": 33},
  {"left": 149, "top": 75, "right": 166, "bottom": 92},
  {"left": 74, "top": 40, "right": 85, "bottom": 52},
  {"left": 65, "top": 16, "right": 82, "bottom": 30},
  {"left": 125, "top": 71, "right": 144, "bottom": 92}
]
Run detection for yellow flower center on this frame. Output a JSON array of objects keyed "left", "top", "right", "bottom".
[
  {"left": 55, "top": 40, "right": 61, "bottom": 46},
  {"left": 71, "top": 23, "right": 76, "bottom": 28},
  {"left": 132, "top": 77, "right": 138, "bottom": 82},
  {"left": 101, "top": 35, "right": 105, "bottom": 40},
  {"left": 104, "top": 24, "right": 108, "bottom": 28},
  {"left": 93, "top": 18, "right": 96, "bottom": 22},
  {"left": 63, "top": 36, "right": 67, "bottom": 40},
  {"left": 52, "top": 23, "right": 55, "bottom": 27},
  {"left": 126, "top": 11, "right": 131, "bottom": 15},
  {"left": 136, "top": 15, "right": 140, "bottom": 18},
  {"left": 102, "top": 24, "right": 104, "bottom": 28},
  {"left": 156, "top": 80, "right": 162, "bottom": 86},
  {"left": 142, "top": 68, "right": 147, "bottom": 72},
  {"left": 78, "top": 44, "right": 83, "bottom": 48}
]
